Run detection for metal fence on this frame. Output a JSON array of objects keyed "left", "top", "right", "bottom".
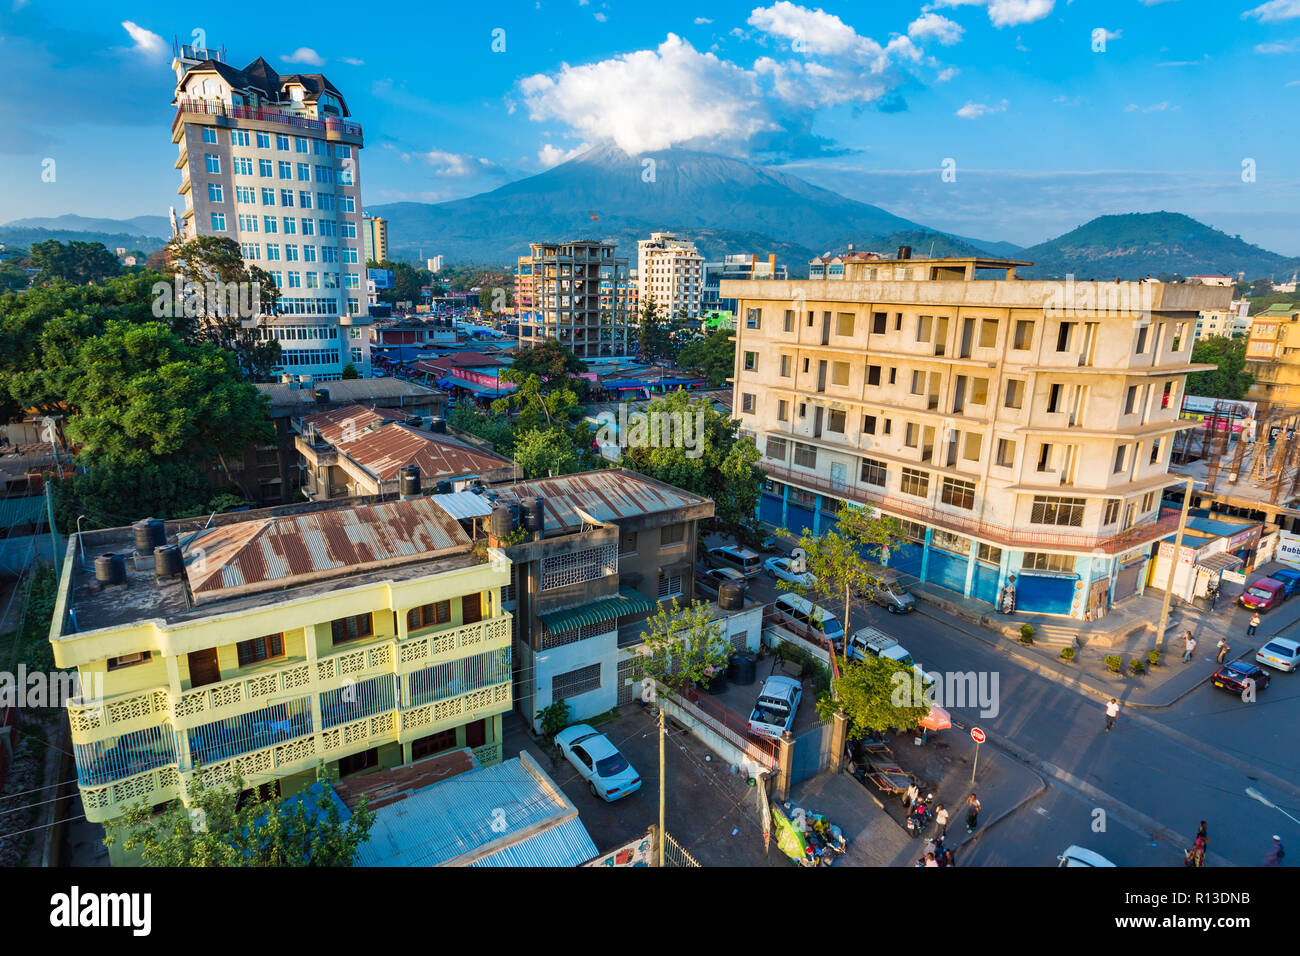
[
  {"left": 662, "top": 831, "right": 700, "bottom": 867},
  {"left": 665, "top": 689, "right": 778, "bottom": 769},
  {"left": 74, "top": 724, "right": 178, "bottom": 786},
  {"left": 187, "top": 695, "right": 313, "bottom": 766},
  {"left": 405, "top": 647, "right": 510, "bottom": 709}
]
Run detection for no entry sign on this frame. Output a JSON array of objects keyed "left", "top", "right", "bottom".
[{"left": 970, "top": 727, "right": 986, "bottom": 744}]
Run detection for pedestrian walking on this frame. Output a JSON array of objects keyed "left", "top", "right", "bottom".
[
  {"left": 1182, "top": 631, "right": 1197, "bottom": 663},
  {"left": 1216, "top": 638, "right": 1230, "bottom": 665},
  {"left": 903, "top": 782, "right": 919, "bottom": 809},
  {"left": 1197, "top": 820, "right": 1209, "bottom": 844},
  {"left": 935, "top": 804, "right": 949, "bottom": 840},
  {"left": 1262, "top": 836, "right": 1286, "bottom": 867},
  {"left": 923, "top": 852, "right": 938, "bottom": 867},
  {"left": 965, "top": 793, "right": 981, "bottom": 833},
  {"left": 1247, "top": 613, "right": 1260, "bottom": 637},
  {"left": 1104, "top": 698, "right": 1120, "bottom": 732},
  {"left": 1184, "top": 837, "right": 1206, "bottom": 867}
]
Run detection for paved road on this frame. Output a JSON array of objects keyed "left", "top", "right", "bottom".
[{"left": 738, "top": 564, "right": 1300, "bottom": 867}]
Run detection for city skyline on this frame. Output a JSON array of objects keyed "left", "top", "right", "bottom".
[{"left": 2, "top": 0, "right": 1299, "bottom": 253}]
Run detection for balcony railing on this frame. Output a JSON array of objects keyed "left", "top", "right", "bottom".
[
  {"left": 173, "top": 97, "right": 362, "bottom": 138},
  {"left": 764, "top": 462, "right": 1180, "bottom": 554}
]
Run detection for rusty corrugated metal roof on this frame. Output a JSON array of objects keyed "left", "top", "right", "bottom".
[
  {"left": 302, "top": 404, "right": 413, "bottom": 444},
  {"left": 183, "top": 496, "right": 471, "bottom": 599},
  {"left": 337, "top": 424, "right": 515, "bottom": 482},
  {"left": 494, "top": 470, "right": 710, "bottom": 530}
]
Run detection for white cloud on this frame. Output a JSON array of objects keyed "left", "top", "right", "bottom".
[
  {"left": 421, "top": 149, "right": 486, "bottom": 177},
  {"left": 1096, "top": 28, "right": 1122, "bottom": 42},
  {"left": 936, "top": 66, "right": 960, "bottom": 82},
  {"left": 929, "top": 0, "right": 1055, "bottom": 28},
  {"left": 747, "top": 1, "right": 870, "bottom": 57},
  {"left": 1255, "top": 38, "right": 1300, "bottom": 54},
  {"left": 694, "top": 17, "right": 713, "bottom": 25},
  {"left": 1123, "top": 101, "right": 1174, "bottom": 112},
  {"left": 594, "top": 11, "right": 607, "bottom": 20},
  {"left": 121, "top": 21, "right": 165, "bottom": 57},
  {"left": 1242, "top": 0, "right": 1300, "bottom": 21},
  {"left": 283, "top": 47, "right": 325, "bottom": 66},
  {"left": 956, "top": 99, "right": 1008, "bottom": 118},
  {"left": 908, "top": 13, "right": 964, "bottom": 46},
  {"left": 538, "top": 142, "right": 591, "bottom": 167},
  {"left": 341, "top": 57, "right": 365, "bottom": 66}
]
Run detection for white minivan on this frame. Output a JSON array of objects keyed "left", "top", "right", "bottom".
[
  {"left": 707, "top": 544, "right": 763, "bottom": 578},
  {"left": 773, "top": 593, "right": 845, "bottom": 649}
]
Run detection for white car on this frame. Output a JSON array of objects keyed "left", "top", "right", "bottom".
[
  {"left": 554, "top": 724, "right": 643, "bottom": 802},
  {"left": 764, "top": 556, "right": 816, "bottom": 588},
  {"left": 748, "top": 675, "right": 803, "bottom": 739},
  {"left": 1057, "top": 845, "right": 1116, "bottom": 867},
  {"left": 1256, "top": 637, "right": 1300, "bottom": 673}
]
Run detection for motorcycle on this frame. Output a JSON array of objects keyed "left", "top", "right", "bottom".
[{"left": 906, "top": 800, "right": 930, "bottom": 838}]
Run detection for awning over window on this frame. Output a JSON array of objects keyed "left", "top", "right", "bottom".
[
  {"left": 1197, "top": 552, "right": 1244, "bottom": 574},
  {"left": 538, "top": 586, "right": 657, "bottom": 633}
]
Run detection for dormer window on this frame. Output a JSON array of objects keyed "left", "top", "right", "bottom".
[{"left": 290, "top": 87, "right": 305, "bottom": 102}]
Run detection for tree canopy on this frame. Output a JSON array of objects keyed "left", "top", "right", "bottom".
[
  {"left": 676, "top": 328, "right": 735, "bottom": 387},
  {"left": 820, "top": 657, "right": 931, "bottom": 738},
  {"left": 1186, "top": 336, "right": 1253, "bottom": 400},
  {"left": 28, "top": 239, "right": 122, "bottom": 286},
  {"left": 631, "top": 598, "right": 731, "bottom": 697}
]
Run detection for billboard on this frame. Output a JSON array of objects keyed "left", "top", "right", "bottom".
[
  {"left": 1181, "top": 395, "right": 1256, "bottom": 418},
  {"left": 368, "top": 268, "right": 395, "bottom": 290},
  {"left": 1277, "top": 531, "right": 1300, "bottom": 568}
]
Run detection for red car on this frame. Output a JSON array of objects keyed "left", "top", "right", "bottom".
[
  {"left": 1211, "top": 661, "right": 1271, "bottom": 695},
  {"left": 1239, "top": 578, "right": 1285, "bottom": 611}
]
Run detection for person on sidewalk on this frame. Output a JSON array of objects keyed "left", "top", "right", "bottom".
[
  {"left": 1182, "top": 632, "right": 1197, "bottom": 663},
  {"left": 935, "top": 804, "right": 949, "bottom": 840},
  {"left": 1247, "top": 612, "right": 1260, "bottom": 637},
  {"left": 965, "top": 793, "right": 981, "bottom": 833},
  {"left": 1104, "top": 698, "right": 1120, "bottom": 732},
  {"left": 1262, "top": 836, "right": 1286, "bottom": 867},
  {"left": 1216, "top": 638, "right": 1230, "bottom": 664}
]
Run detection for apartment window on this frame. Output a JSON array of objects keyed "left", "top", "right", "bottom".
[
  {"left": 741, "top": 393, "right": 756, "bottom": 414},
  {"left": 793, "top": 443, "right": 817, "bottom": 469},
  {"left": 780, "top": 354, "right": 792, "bottom": 377},
  {"left": 916, "top": 314, "right": 933, "bottom": 343},
  {"left": 1056, "top": 322, "right": 1074, "bottom": 352},
  {"left": 656, "top": 573, "right": 684, "bottom": 599},
  {"left": 802, "top": 358, "right": 810, "bottom": 374},
  {"left": 867, "top": 364, "right": 881, "bottom": 386},
  {"left": 1150, "top": 438, "right": 1162, "bottom": 464},
  {"left": 1030, "top": 496, "right": 1086, "bottom": 527},
  {"left": 828, "top": 409, "right": 847, "bottom": 433},
  {"left": 553, "top": 664, "right": 602, "bottom": 700},
  {"left": 261, "top": 187, "right": 276, "bottom": 205},
  {"left": 300, "top": 218, "right": 315, "bottom": 236},
  {"left": 836, "top": 313, "right": 855, "bottom": 336},
  {"left": 977, "top": 543, "right": 1002, "bottom": 565},
  {"left": 1103, "top": 499, "right": 1120, "bottom": 525},
  {"left": 201, "top": 127, "right": 217, "bottom": 144},
  {"left": 1013, "top": 320, "right": 1034, "bottom": 350},
  {"left": 904, "top": 422, "right": 919, "bottom": 448},
  {"left": 1022, "top": 552, "right": 1075, "bottom": 573},
  {"left": 1004, "top": 379, "right": 1025, "bottom": 409},
  {"left": 889, "top": 367, "right": 897, "bottom": 385},
  {"left": 210, "top": 212, "right": 226, "bottom": 231},
  {"left": 107, "top": 651, "right": 152, "bottom": 671},
  {"left": 1047, "top": 383, "right": 1063, "bottom": 413},
  {"left": 1113, "top": 444, "right": 1127, "bottom": 474},
  {"left": 331, "top": 613, "right": 373, "bottom": 644},
  {"left": 236, "top": 633, "right": 284, "bottom": 666},
  {"left": 659, "top": 523, "right": 685, "bottom": 547},
  {"left": 831, "top": 362, "right": 849, "bottom": 386},
  {"left": 280, "top": 188, "right": 295, "bottom": 206},
  {"left": 295, "top": 137, "right": 310, "bottom": 153},
  {"left": 1135, "top": 325, "right": 1149, "bottom": 354},
  {"left": 1125, "top": 385, "right": 1138, "bottom": 415},
  {"left": 619, "top": 532, "right": 638, "bottom": 555},
  {"left": 275, "top": 134, "right": 290, "bottom": 151},
  {"left": 1141, "top": 491, "right": 1156, "bottom": 513},
  {"left": 910, "top": 370, "right": 925, "bottom": 396},
  {"left": 1161, "top": 381, "right": 1175, "bottom": 409},
  {"left": 1037, "top": 443, "right": 1053, "bottom": 472},
  {"left": 300, "top": 191, "right": 314, "bottom": 209},
  {"left": 205, "top": 153, "right": 220, "bottom": 174},
  {"left": 407, "top": 600, "right": 451, "bottom": 631},
  {"left": 963, "top": 433, "right": 982, "bottom": 461},
  {"left": 783, "top": 310, "right": 794, "bottom": 332},
  {"left": 208, "top": 183, "right": 224, "bottom": 203},
  {"left": 278, "top": 161, "right": 292, "bottom": 179},
  {"left": 872, "top": 312, "right": 887, "bottom": 335},
  {"left": 766, "top": 437, "right": 789, "bottom": 461},
  {"left": 895, "top": 313, "right": 903, "bottom": 331},
  {"left": 231, "top": 130, "right": 250, "bottom": 146},
  {"left": 979, "top": 318, "right": 998, "bottom": 348},
  {"left": 258, "top": 159, "right": 274, "bottom": 177},
  {"left": 883, "top": 419, "right": 892, "bottom": 436},
  {"left": 743, "top": 351, "right": 758, "bottom": 372},
  {"left": 900, "top": 467, "right": 930, "bottom": 498},
  {"left": 746, "top": 308, "right": 761, "bottom": 329},
  {"left": 861, "top": 457, "right": 887, "bottom": 487},
  {"left": 777, "top": 400, "right": 789, "bottom": 422},
  {"left": 256, "top": 131, "right": 271, "bottom": 149},
  {"left": 863, "top": 415, "right": 877, "bottom": 435},
  {"left": 996, "top": 438, "right": 1016, "bottom": 468},
  {"left": 940, "top": 477, "right": 976, "bottom": 510},
  {"left": 971, "top": 377, "right": 989, "bottom": 405},
  {"left": 297, "top": 162, "right": 311, "bottom": 181}
]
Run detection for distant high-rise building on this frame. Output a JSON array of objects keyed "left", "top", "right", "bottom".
[
  {"left": 703, "top": 253, "right": 786, "bottom": 314},
  {"left": 362, "top": 215, "right": 388, "bottom": 264},
  {"left": 637, "top": 232, "right": 704, "bottom": 319},
  {"left": 170, "top": 42, "right": 370, "bottom": 380},
  {"left": 518, "top": 240, "right": 629, "bottom": 358},
  {"left": 426, "top": 255, "right": 444, "bottom": 273}
]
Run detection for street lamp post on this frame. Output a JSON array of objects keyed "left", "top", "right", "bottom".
[
  {"left": 1155, "top": 477, "right": 1196, "bottom": 650},
  {"left": 1246, "top": 787, "right": 1300, "bottom": 827}
]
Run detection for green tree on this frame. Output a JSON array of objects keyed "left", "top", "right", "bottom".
[
  {"left": 105, "top": 767, "right": 374, "bottom": 867},
  {"left": 0, "top": 257, "right": 30, "bottom": 292},
  {"left": 780, "top": 504, "right": 907, "bottom": 662},
  {"left": 637, "top": 299, "right": 672, "bottom": 362},
  {"left": 447, "top": 403, "right": 517, "bottom": 456},
  {"left": 513, "top": 426, "right": 582, "bottom": 479},
  {"left": 620, "top": 389, "right": 763, "bottom": 545},
  {"left": 676, "top": 328, "right": 735, "bottom": 387},
  {"left": 631, "top": 598, "right": 731, "bottom": 697},
  {"left": 508, "top": 340, "right": 588, "bottom": 392},
  {"left": 1186, "top": 336, "right": 1253, "bottom": 399},
  {"left": 28, "top": 239, "right": 122, "bottom": 285},
  {"left": 819, "top": 657, "right": 931, "bottom": 738},
  {"left": 53, "top": 458, "right": 241, "bottom": 530},
  {"left": 341, "top": 362, "right": 360, "bottom": 379}
]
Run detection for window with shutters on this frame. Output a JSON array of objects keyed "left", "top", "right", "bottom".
[
  {"left": 237, "top": 634, "right": 284, "bottom": 665},
  {"left": 331, "top": 613, "right": 373, "bottom": 644},
  {"left": 407, "top": 601, "right": 451, "bottom": 631},
  {"left": 552, "top": 663, "right": 601, "bottom": 699},
  {"left": 657, "top": 573, "right": 684, "bottom": 598},
  {"left": 660, "top": 523, "right": 684, "bottom": 546},
  {"left": 1030, "top": 496, "right": 1085, "bottom": 526}
]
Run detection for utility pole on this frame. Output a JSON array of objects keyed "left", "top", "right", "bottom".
[
  {"left": 658, "top": 704, "right": 666, "bottom": 868},
  {"left": 1155, "top": 477, "right": 1195, "bottom": 650},
  {"left": 44, "top": 481, "right": 60, "bottom": 578}
]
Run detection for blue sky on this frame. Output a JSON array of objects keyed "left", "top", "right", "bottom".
[{"left": 2, "top": 0, "right": 1299, "bottom": 254}]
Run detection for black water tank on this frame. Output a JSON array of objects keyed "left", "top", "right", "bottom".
[
  {"left": 490, "top": 506, "right": 515, "bottom": 539},
  {"left": 434, "top": 479, "right": 453, "bottom": 495},
  {"left": 154, "top": 544, "right": 183, "bottom": 578},
  {"left": 428, "top": 417, "right": 447, "bottom": 434},
  {"left": 520, "top": 497, "right": 545, "bottom": 534},
  {"left": 728, "top": 652, "right": 757, "bottom": 686},
  {"left": 94, "top": 553, "right": 126, "bottom": 586},
  {"left": 133, "top": 518, "right": 166, "bottom": 555},
  {"left": 718, "top": 580, "right": 745, "bottom": 610},
  {"left": 400, "top": 463, "right": 421, "bottom": 498},
  {"left": 314, "top": 388, "right": 331, "bottom": 404},
  {"left": 404, "top": 416, "right": 423, "bottom": 428},
  {"left": 897, "top": 245, "right": 912, "bottom": 260}
]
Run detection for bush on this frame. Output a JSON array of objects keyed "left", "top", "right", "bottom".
[
  {"left": 1060, "top": 647, "right": 1076, "bottom": 662},
  {"left": 1019, "top": 623, "right": 1035, "bottom": 644},
  {"left": 1129, "top": 658, "right": 1147, "bottom": 675},
  {"left": 1105, "top": 655, "right": 1123, "bottom": 674},
  {"left": 536, "top": 699, "right": 571, "bottom": 738},
  {"left": 1148, "top": 649, "right": 1162, "bottom": 666}
]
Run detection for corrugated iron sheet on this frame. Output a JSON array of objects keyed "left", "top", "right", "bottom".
[
  {"left": 183, "top": 496, "right": 470, "bottom": 598},
  {"left": 337, "top": 423, "right": 513, "bottom": 481},
  {"left": 429, "top": 491, "right": 496, "bottom": 521},
  {"left": 495, "top": 470, "right": 708, "bottom": 529},
  {"left": 469, "top": 817, "right": 598, "bottom": 868},
  {"left": 302, "top": 404, "right": 412, "bottom": 445}
]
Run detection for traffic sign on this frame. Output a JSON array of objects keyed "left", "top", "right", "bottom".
[{"left": 970, "top": 727, "right": 986, "bottom": 743}]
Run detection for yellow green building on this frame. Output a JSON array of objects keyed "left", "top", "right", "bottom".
[
  {"left": 1246, "top": 303, "right": 1300, "bottom": 406},
  {"left": 50, "top": 495, "right": 511, "bottom": 864}
]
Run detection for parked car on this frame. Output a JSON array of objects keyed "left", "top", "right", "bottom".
[
  {"left": 757, "top": 533, "right": 782, "bottom": 554},
  {"left": 707, "top": 544, "right": 763, "bottom": 578},
  {"left": 764, "top": 555, "right": 816, "bottom": 588},
  {"left": 1210, "top": 660, "right": 1272, "bottom": 695},
  {"left": 1270, "top": 567, "right": 1300, "bottom": 597},
  {"left": 554, "top": 724, "right": 643, "bottom": 802},
  {"left": 773, "top": 593, "right": 846, "bottom": 650},
  {"left": 695, "top": 566, "right": 746, "bottom": 601},
  {"left": 1058, "top": 845, "right": 1116, "bottom": 867},
  {"left": 1256, "top": 637, "right": 1300, "bottom": 673},
  {"left": 1239, "top": 578, "right": 1286, "bottom": 612},
  {"left": 857, "top": 567, "right": 916, "bottom": 614},
  {"left": 748, "top": 676, "right": 803, "bottom": 739},
  {"left": 845, "top": 626, "right": 930, "bottom": 687}
]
